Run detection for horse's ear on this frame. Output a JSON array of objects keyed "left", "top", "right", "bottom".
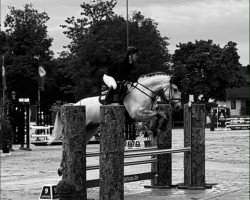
[
  {"left": 170, "top": 75, "right": 178, "bottom": 85},
  {"left": 170, "top": 74, "right": 183, "bottom": 91}
]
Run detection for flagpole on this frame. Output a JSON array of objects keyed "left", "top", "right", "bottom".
[
  {"left": 2, "top": 83, "right": 4, "bottom": 118},
  {"left": 0, "top": 0, "right": 2, "bottom": 32},
  {"left": 37, "top": 56, "right": 41, "bottom": 123},
  {"left": 2, "top": 54, "right": 5, "bottom": 120},
  {"left": 38, "top": 88, "right": 40, "bottom": 109},
  {"left": 1, "top": 0, "right": 3, "bottom": 120},
  {"left": 37, "top": 56, "right": 46, "bottom": 126},
  {"left": 126, "top": 0, "right": 129, "bottom": 48},
  {"left": 0, "top": 0, "right": 6, "bottom": 122}
]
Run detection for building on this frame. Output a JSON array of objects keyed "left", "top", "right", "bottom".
[{"left": 217, "top": 66, "right": 249, "bottom": 117}]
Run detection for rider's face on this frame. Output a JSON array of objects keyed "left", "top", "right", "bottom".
[{"left": 132, "top": 53, "right": 139, "bottom": 63}]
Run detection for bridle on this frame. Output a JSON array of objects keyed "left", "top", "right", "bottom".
[
  {"left": 124, "top": 81, "right": 181, "bottom": 105},
  {"left": 159, "top": 83, "right": 182, "bottom": 105}
]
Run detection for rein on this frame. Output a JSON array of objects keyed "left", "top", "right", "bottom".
[
  {"left": 125, "top": 81, "right": 177, "bottom": 104},
  {"left": 134, "top": 82, "right": 158, "bottom": 101},
  {"left": 161, "top": 83, "right": 182, "bottom": 105}
]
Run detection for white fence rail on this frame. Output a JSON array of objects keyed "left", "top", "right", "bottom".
[{"left": 226, "top": 118, "right": 250, "bottom": 130}]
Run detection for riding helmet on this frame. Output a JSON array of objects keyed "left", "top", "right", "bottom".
[{"left": 127, "top": 46, "right": 140, "bottom": 55}]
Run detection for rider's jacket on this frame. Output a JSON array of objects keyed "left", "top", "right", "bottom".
[{"left": 107, "top": 58, "right": 137, "bottom": 83}]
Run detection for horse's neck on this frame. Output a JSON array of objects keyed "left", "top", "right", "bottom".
[
  {"left": 124, "top": 75, "right": 170, "bottom": 119},
  {"left": 138, "top": 75, "right": 171, "bottom": 92}
]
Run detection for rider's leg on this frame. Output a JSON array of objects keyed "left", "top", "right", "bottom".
[
  {"left": 117, "top": 82, "right": 127, "bottom": 104},
  {"left": 104, "top": 85, "right": 115, "bottom": 104}
]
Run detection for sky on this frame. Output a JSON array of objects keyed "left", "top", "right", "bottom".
[{"left": 1, "top": 0, "right": 249, "bottom": 65}]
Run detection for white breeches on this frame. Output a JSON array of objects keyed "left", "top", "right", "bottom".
[{"left": 103, "top": 74, "right": 117, "bottom": 90}]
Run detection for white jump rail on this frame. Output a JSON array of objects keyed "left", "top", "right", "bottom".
[
  {"left": 30, "top": 125, "right": 53, "bottom": 135},
  {"left": 87, "top": 147, "right": 191, "bottom": 171},
  {"left": 30, "top": 134, "right": 51, "bottom": 138},
  {"left": 30, "top": 125, "right": 54, "bottom": 141},
  {"left": 226, "top": 117, "right": 250, "bottom": 129},
  {"left": 30, "top": 125, "right": 53, "bottom": 130}
]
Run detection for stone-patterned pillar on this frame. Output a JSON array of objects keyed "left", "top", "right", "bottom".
[
  {"left": 60, "top": 105, "right": 86, "bottom": 199},
  {"left": 99, "top": 105, "right": 125, "bottom": 200},
  {"left": 145, "top": 104, "right": 172, "bottom": 188},
  {"left": 156, "top": 104, "right": 172, "bottom": 187},
  {"left": 183, "top": 104, "right": 206, "bottom": 189}
]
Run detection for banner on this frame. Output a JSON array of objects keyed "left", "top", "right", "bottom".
[
  {"left": 2, "top": 64, "right": 7, "bottom": 91},
  {"left": 38, "top": 66, "right": 46, "bottom": 91}
]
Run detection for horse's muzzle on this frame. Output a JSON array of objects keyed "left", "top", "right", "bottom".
[{"left": 174, "top": 105, "right": 181, "bottom": 111}]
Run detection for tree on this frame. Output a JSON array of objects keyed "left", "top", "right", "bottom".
[
  {"left": 171, "top": 40, "right": 246, "bottom": 102},
  {"left": 3, "top": 4, "right": 54, "bottom": 106},
  {"left": 0, "top": 31, "right": 8, "bottom": 55},
  {"left": 58, "top": 0, "right": 170, "bottom": 100}
]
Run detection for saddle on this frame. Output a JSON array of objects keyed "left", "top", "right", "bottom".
[{"left": 99, "top": 82, "right": 127, "bottom": 105}]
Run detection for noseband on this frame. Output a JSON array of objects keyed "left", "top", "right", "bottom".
[{"left": 159, "top": 83, "right": 182, "bottom": 105}]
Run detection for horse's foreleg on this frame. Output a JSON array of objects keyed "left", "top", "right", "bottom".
[
  {"left": 155, "top": 111, "right": 170, "bottom": 120},
  {"left": 136, "top": 108, "right": 157, "bottom": 121}
]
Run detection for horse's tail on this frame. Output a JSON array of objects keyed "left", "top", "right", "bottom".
[{"left": 47, "top": 111, "right": 62, "bottom": 144}]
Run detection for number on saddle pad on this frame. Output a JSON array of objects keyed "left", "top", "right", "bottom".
[{"left": 99, "top": 84, "right": 109, "bottom": 104}]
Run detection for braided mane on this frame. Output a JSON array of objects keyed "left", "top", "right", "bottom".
[{"left": 138, "top": 72, "right": 171, "bottom": 81}]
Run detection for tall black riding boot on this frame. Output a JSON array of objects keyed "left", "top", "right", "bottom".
[{"left": 104, "top": 86, "right": 115, "bottom": 105}]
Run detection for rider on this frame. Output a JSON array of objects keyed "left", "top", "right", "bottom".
[{"left": 100, "top": 46, "right": 140, "bottom": 104}]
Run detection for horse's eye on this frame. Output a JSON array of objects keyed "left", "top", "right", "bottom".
[{"left": 173, "top": 88, "right": 178, "bottom": 92}]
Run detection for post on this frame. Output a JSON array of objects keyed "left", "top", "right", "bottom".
[
  {"left": 25, "top": 104, "right": 31, "bottom": 150},
  {"left": 37, "top": 89, "right": 41, "bottom": 125},
  {"left": 156, "top": 104, "right": 172, "bottom": 187},
  {"left": 182, "top": 104, "right": 206, "bottom": 189},
  {"left": 145, "top": 104, "right": 172, "bottom": 188},
  {"left": 99, "top": 105, "right": 125, "bottom": 200},
  {"left": 59, "top": 105, "right": 86, "bottom": 200},
  {"left": 19, "top": 105, "right": 25, "bottom": 149}
]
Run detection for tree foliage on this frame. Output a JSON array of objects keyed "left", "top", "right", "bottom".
[
  {"left": 5, "top": 4, "right": 53, "bottom": 58},
  {"left": 0, "top": 31, "right": 8, "bottom": 54},
  {"left": 2, "top": 4, "right": 55, "bottom": 107},
  {"left": 2, "top": 1, "right": 246, "bottom": 107},
  {"left": 171, "top": 40, "right": 246, "bottom": 102},
  {"left": 58, "top": 0, "right": 170, "bottom": 101}
]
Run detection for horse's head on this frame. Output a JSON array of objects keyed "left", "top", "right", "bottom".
[
  {"left": 160, "top": 83, "right": 182, "bottom": 111},
  {"left": 124, "top": 72, "right": 182, "bottom": 120},
  {"left": 137, "top": 72, "right": 182, "bottom": 111}
]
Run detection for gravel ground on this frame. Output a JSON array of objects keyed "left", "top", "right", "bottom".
[{"left": 0, "top": 128, "right": 249, "bottom": 200}]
